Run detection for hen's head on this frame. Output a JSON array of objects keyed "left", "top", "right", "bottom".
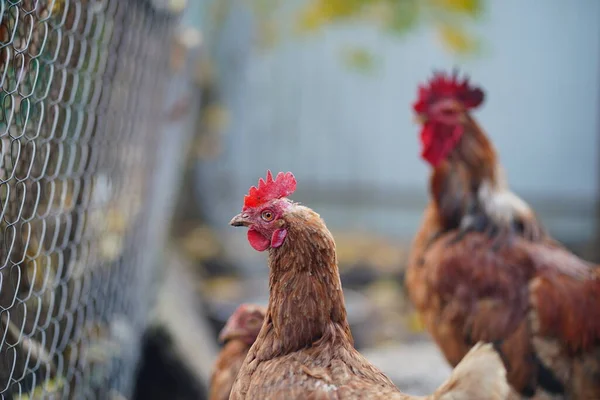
[
  {"left": 218, "top": 303, "right": 266, "bottom": 345},
  {"left": 230, "top": 170, "right": 297, "bottom": 252},
  {"left": 413, "top": 70, "right": 485, "bottom": 167}
]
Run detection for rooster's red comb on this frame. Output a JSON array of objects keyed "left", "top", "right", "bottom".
[
  {"left": 413, "top": 69, "right": 484, "bottom": 114},
  {"left": 243, "top": 170, "right": 297, "bottom": 211}
]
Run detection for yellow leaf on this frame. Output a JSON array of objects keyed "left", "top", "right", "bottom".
[
  {"left": 431, "top": 0, "right": 481, "bottom": 17},
  {"left": 296, "top": 4, "right": 329, "bottom": 32},
  {"left": 296, "top": 0, "right": 360, "bottom": 32},
  {"left": 318, "top": 0, "right": 357, "bottom": 18},
  {"left": 437, "top": 23, "right": 478, "bottom": 54}
]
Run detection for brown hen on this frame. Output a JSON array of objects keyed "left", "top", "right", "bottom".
[
  {"left": 407, "top": 70, "right": 600, "bottom": 399},
  {"left": 228, "top": 170, "right": 510, "bottom": 400},
  {"left": 209, "top": 304, "right": 266, "bottom": 400}
]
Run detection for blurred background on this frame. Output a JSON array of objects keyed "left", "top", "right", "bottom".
[
  {"left": 0, "top": 0, "right": 598, "bottom": 399},
  {"left": 159, "top": 0, "right": 600, "bottom": 397}
]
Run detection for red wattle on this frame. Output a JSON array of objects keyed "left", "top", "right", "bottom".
[
  {"left": 420, "top": 122, "right": 464, "bottom": 167},
  {"left": 247, "top": 229, "right": 270, "bottom": 251}
]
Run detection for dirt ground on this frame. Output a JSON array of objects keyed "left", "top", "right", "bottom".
[{"left": 363, "top": 340, "right": 452, "bottom": 396}]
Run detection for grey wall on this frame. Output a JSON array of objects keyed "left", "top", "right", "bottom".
[{"left": 194, "top": 0, "right": 600, "bottom": 267}]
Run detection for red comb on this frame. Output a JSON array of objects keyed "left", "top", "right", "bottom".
[
  {"left": 413, "top": 69, "right": 484, "bottom": 114},
  {"left": 243, "top": 170, "right": 297, "bottom": 211}
]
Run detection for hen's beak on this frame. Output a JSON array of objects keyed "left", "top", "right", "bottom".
[
  {"left": 219, "top": 321, "right": 243, "bottom": 343},
  {"left": 413, "top": 114, "right": 427, "bottom": 124},
  {"left": 230, "top": 213, "right": 251, "bottom": 227}
]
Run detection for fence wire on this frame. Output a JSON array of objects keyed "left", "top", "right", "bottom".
[{"left": 0, "top": 1, "right": 176, "bottom": 398}]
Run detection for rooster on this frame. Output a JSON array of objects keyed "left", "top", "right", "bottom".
[
  {"left": 209, "top": 304, "right": 266, "bottom": 400},
  {"left": 406, "top": 70, "right": 600, "bottom": 399},
  {"left": 229, "top": 170, "right": 510, "bottom": 399}
]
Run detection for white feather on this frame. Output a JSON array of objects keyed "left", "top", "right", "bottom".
[{"left": 478, "top": 178, "right": 532, "bottom": 226}]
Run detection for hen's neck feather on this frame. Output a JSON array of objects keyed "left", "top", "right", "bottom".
[{"left": 253, "top": 206, "right": 353, "bottom": 360}]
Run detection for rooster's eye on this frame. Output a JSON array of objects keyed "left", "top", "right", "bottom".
[{"left": 261, "top": 210, "right": 274, "bottom": 222}]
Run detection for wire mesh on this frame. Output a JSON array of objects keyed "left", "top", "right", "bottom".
[{"left": 0, "top": 1, "right": 176, "bottom": 398}]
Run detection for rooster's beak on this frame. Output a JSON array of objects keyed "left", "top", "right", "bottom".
[{"left": 230, "top": 213, "right": 251, "bottom": 227}]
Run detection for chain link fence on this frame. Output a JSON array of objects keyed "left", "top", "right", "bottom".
[{"left": 0, "top": 1, "right": 179, "bottom": 398}]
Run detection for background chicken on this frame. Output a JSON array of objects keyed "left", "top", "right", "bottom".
[
  {"left": 406, "top": 70, "right": 600, "bottom": 399},
  {"left": 209, "top": 304, "right": 266, "bottom": 400},
  {"left": 228, "top": 170, "right": 509, "bottom": 400}
]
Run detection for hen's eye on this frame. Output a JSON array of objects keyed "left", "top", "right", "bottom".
[
  {"left": 261, "top": 210, "right": 274, "bottom": 221},
  {"left": 440, "top": 108, "right": 457, "bottom": 116}
]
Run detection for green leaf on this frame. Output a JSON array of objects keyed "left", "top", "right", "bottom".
[{"left": 386, "top": 0, "right": 420, "bottom": 35}]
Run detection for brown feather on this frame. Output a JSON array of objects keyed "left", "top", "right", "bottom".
[
  {"left": 408, "top": 111, "right": 600, "bottom": 399},
  {"left": 210, "top": 340, "right": 251, "bottom": 400},
  {"left": 231, "top": 204, "right": 510, "bottom": 399},
  {"left": 209, "top": 304, "right": 266, "bottom": 400}
]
